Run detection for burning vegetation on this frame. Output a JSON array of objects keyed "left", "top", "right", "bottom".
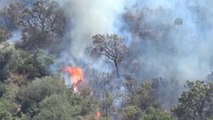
[
  {"left": 63, "top": 66, "right": 83, "bottom": 92},
  {"left": 0, "top": 0, "right": 213, "bottom": 120}
]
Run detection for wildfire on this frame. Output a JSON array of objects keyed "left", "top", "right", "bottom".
[
  {"left": 95, "top": 111, "right": 101, "bottom": 120},
  {"left": 63, "top": 66, "right": 83, "bottom": 92}
]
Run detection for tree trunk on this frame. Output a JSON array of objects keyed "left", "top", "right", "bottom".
[{"left": 114, "top": 60, "right": 119, "bottom": 78}]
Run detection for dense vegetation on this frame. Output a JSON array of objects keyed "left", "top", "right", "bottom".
[{"left": 0, "top": 0, "right": 212, "bottom": 120}]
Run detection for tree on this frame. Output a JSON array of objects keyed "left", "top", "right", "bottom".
[
  {"left": 0, "top": 98, "right": 18, "bottom": 120},
  {"left": 18, "top": 0, "right": 66, "bottom": 50},
  {"left": 30, "top": 49, "right": 55, "bottom": 78},
  {"left": 33, "top": 89, "right": 98, "bottom": 120},
  {"left": 122, "top": 8, "right": 160, "bottom": 41},
  {"left": 125, "top": 76, "right": 136, "bottom": 105},
  {"left": 100, "top": 91, "right": 113, "bottom": 118},
  {"left": 33, "top": 94, "right": 79, "bottom": 120},
  {"left": 122, "top": 80, "right": 160, "bottom": 120},
  {"left": 20, "top": 0, "right": 65, "bottom": 35},
  {"left": 0, "top": 41, "right": 55, "bottom": 83},
  {"left": 89, "top": 34, "right": 128, "bottom": 78},
  {"left": 1, "top": 2, "right": 22, "bottom": 30},
  {"left": 0, "top": 28, "right": 8, "bottom": 43},
  {"left": 16, "top": 76, "right": 66, "bottom": 117},
  {"left": 0, "top": 83, "right": 7, "bottom": 98},
  {"left": 0, "top": 42, "right": 18, "bottom": 81},
  {"left": 122, "top": 105, "right": 141, "bottom": 120},
  {"left": 125, "top": 81, "right": 158, "bottom": 110},
  {"left": 173, "top": 81, "right": 213, "bottom": 120},
  {"left": 141, "top": 107, "right": 172, "bottom": 120},
  {"left": 15, "top": 49, "right": 55, "bottom": 80},
  {"left": 0, "top": 83, "right": 18, "bottom": 120}
]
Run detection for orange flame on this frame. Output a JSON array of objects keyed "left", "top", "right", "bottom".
[
  {"left": 63, "top": 66, "right": 83, "bottom": 92},
  {"left": 95, "top": 111, "right": 101, "bottom": 120}
]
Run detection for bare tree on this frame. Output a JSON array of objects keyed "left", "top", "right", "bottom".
[{"left": 89, "top": 34, "right": 128, "bottom": 78}]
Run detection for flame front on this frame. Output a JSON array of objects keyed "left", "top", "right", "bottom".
[
  {"left": 95, "top": 111, "right": 101, "bottom": 120},
  {"left": 63, "top": 66, "right": 83, "bottom": 92}
]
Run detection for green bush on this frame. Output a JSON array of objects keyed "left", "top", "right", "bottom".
[
  {"left": 122, "top": 105, "right": 141, "bottom": 120},
  {"left": 0, "top": 98, "right": 18, "bottom": 120},
  {"left": 16, "top": 76, "right": 66, "bottom": 117},
  {"left": 141, "top": 107, "right": 172, "bottom": 120}
]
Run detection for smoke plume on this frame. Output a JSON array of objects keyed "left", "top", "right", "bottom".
[
  {"left": 54, "top": 0, "right": 213, "bottom": 80},
  {"left": 52, "top": 0, "right": 213, "bottom": 109},
  {"left": 56, "top": 0, "right": 125, "bottom": 60},
  {"left": 119, "top": 0, "right": 213, "bottom": 108}
]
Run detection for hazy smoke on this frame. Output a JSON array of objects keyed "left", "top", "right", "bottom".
[
  {"left": 52, "top": 0, "right": 213, "bottom": 109},
  {"left": 123, "top": 0, "right": 213, "bottom": 81},
  {"left": 55, "top": 0, "right": 213, "bottom": 80},
  {"left": 120, "top": 0, "right": 213, "bottom": 109},
  {"left": 8, "top": 31, "right": 22, "bottom": 44},
  {"left": 0, "top": 0, "right": 14, "bottom": 9},
  {"left": 56, "top": 0, "right": 125, "bottom": 59}
]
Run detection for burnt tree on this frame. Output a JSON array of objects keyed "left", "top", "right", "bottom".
[{"left": 89, "top": 34, "right": 128, "bottom": 78}]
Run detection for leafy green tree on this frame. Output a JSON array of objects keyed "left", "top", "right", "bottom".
[
  {"left": 18, "top": 0, "right": 66, "bottom": 50},
  {"left": 16, "top": 76, "right": 66, "bottom": 117},
  {"left": 0, "top": 42, "right": 54, "bottom": 83},
  {"left": 20, "top": 0, "right": 65, "bottom": 35},
  {"left": 30, "top": 49, "right": 55, "bottom": 78},
  {"left": 33, "top": 89, "right": 98, "bottom": 120},
  {"left": 13, "top": 49, "right": 33, "bottom": 80},
  {"left": 0, "top": 83, "right": 16, "bottom": 101},
  {"left": 0, "top": 42, "right": 18, "bottom": 81},
  {"left": 125, "top": 81, "right": 158, "bottom": 110},
  {"left": 71, "top": 86, "right": 98, "bottom": 117},
  {"left": 173, "top": 81, "right": 213, "bottom": 120},
  {"left": 141, "top": 107, "right": 172, "bottom": 120},
  {"left": 0, "top": 82, "right": 19, "bottom": 120},
  {"left": 33, "top": 94, "right": 79, "bottom": 120},
  {"left": 0, "top": 98, "right": 18, "bottom": 120},
  {"left": 88, "top": 34, "right": 128, "bottom": 78},
  {"left": 81, "top": 96, "right": 98, "bottom": 116},
  {"left": 122, "top": 79, "right": 160, "bottom": 120},
  {"left": 122, "top": 105, "right": 141, "bottom": 120},
  {"left": 16, "top": 49, "right": 55, "bottom": 80}
]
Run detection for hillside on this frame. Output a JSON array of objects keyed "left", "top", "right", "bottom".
[{"left": 0, "top": 0, "right": 213, "bottom": 120}]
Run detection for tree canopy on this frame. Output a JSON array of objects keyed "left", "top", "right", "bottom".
[
  {"left": 173, "top": 81, "right": 213, "bottom": 120},
  {"left": 89, "top": 34, "right": 128, "bottom": 78}
]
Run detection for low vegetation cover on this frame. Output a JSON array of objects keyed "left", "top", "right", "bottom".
[{"left": 0, "top": 0, "right": 212, "bottom": 120}]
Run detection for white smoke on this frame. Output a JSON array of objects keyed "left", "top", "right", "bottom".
[
  {"left": 121, "top": 0, "right": 213, "bottom": 109},
  {"left": 124, "top": 0, "right": 213, "bottom": 81},
  {"left": 52, "top": 0, "right": 213, "bottom": 109},
  {"left": 53, "top": 0, "right": 213, "bottom": 82},
  {"left": 56, "top": 0, "right": 126, "bottom": 59},
  {"left": 0, "top": 0, "right": 14, "bottom": 9},
  {"left": 8, "top": 31, "right": 22, "bottom": 44}
]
